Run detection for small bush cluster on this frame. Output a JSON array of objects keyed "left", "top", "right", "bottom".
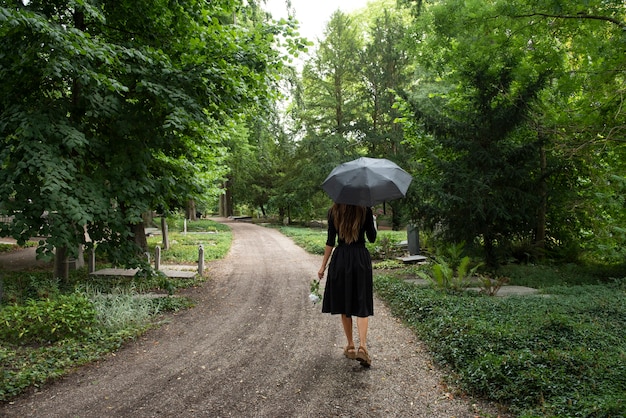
[
  {"left": 0, "top": 294, "right": 97, "bottom": 344},
  {"left": 371, "top": 234, "right": 405, "bottom": 260}
]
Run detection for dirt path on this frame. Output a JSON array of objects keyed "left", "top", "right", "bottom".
[{"left": 1, "top": 219, "right": 504, "bottom": 417}]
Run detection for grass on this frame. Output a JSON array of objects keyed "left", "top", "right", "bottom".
[
  {"left": 147, "top": 218, "right": 231, "bottom": 264},
  {"left": 374, "top": 275, "right": 626, "bottom": 417},
  {"left": 0, "top": 241, "right": 35, "bottom": 253},
  {"left": 278, "top": 226, "right": 407, "bottom": 259},
  {"left": 0, "top": 218, "right": 230, "bottom": 401}
]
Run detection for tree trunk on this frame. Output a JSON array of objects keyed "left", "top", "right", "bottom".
[
  {"left": 54, "top": 246, "right": 69, "bottom": 280},
  {"left": 535, "top": 145, "right": 547, "bottom": 255},
  {"left": 219, "top": 178, "right": 233, "bottom": 217},
  {"left": 142, "top": 210, "right": 155, "bottom": 228},
  {"left": 186, "top": 199, "right": 197, "bottom": 220},
  {"left": 132, "top": 222, "right": 148, "bottom": 253}
]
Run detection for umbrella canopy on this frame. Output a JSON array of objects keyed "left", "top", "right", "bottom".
[{"left": 322, "top": 157, "right": 412, "bottom": 207}]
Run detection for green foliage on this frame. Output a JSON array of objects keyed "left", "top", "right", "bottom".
[
  {"left": 0, "top": 241, "right": 35, "bottom": 253},
  {"left": 499, "top": 263, "right": 619, "bottom": 289},
  {"left": 279, "top": 225, "right": 407, "bottom": 259},
  {"left": 0, "top": 294, "right": 97, "bottom": 344},
  {"left": 0, "top": 282, "right": 196, "bottom": 401},
  {"left": 477, "top": 275, "right": 510, "bottom": 297},
  {"left": 0, "top": 274, "right": 61, "bottom": 303},
  {"left": 371, "top": 233, "right": 404, "bottom": 260},
  {"left": 374, "top": 275, "right": 626, "bottom": 417},
  {"left": 0, "top": 217, "right": 224, "bottom": 401},
  {"left": 417, "top": 255, "right": 482, "bottom": 291},
  {"left": 397, "top": 0, "right": 626, "bottom": 266},
  {"left": 90, "top": 289, "right": 191, "bottom": 332},
  {"left": 0, "top": 0, "right": 303, "bottom": 268},
  {"left": 1, "top": 336, "right": 127, "bottom": 401},
  {"left": 418, "top": 242, "right": 483, "bottom": 291},
  {"left": 373, "top": 259, "right": 404, "bottom": 270}
]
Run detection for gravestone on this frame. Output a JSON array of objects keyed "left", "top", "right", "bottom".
[{"left": 407, "top": 224, "right": 420, "bottom": 255}]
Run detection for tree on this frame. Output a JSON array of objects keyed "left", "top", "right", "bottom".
[
  {"left": 399, "top": 0, "right": 626, "bottom": 265},
  {"left": 301, "top": 10, "right": 363, "bottom": 136},
  {"left": 0, "top": 0, "right": 301, "bottom": 276},
  {"left": 399, "top": 0, "right": 557, "bottom": 266},
  {"left": 358, "top": 7, "right": 413, "bottom": 229}
]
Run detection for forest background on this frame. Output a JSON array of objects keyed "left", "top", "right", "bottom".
[{"left": 1, "top": 0, "right": 625, "bottom": 271}]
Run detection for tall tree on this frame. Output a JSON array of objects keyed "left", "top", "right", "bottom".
[
  {"left": 399, "top": 0, "right": 626, "bottom": 265},
  {"left": 284, "top": 10, "right": 365, "bottom": 214},
  {"left": 522, "top": 0, "right": 626, "bottom": 262},
  {"left": 301, "top": 10, "right": 363, "bottom": 136},
  {"left": 399, "top": 0, "right": 557, "bottom": 266},
  {"left": 0, "top": 0, "right": 299, "bottom": 274},
  {"left": 359, "top": 7, "right": 412, "bottom": 228}
]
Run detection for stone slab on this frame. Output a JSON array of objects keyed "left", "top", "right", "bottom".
[
  {"left": 397, "top": 255, "right": 428, "bottom": 264},
  {"left": 91, "top": 267, "right": 197, "bottom": 278},
  {"left": 402, "top": 278, "right": 539, "bottom": 297},
  {"left": 467, "top": 285, "right": 540, "bottom": 296}
]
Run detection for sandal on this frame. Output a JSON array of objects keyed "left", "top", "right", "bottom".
[
  {"left": 343, "top": 345, "right": 356, "bottom": 360},
  {"left": 356, "top": 346, "right": 371, "bottom": 367}
]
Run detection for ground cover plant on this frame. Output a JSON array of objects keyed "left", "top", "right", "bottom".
[
  {"left": 283, "top": 225, "right": 626, "bottom": 417},
  {"left": 0, "top": 219, "right": 231, "bottom": 401},
  {"left": 374, "top": 275, "right": 626, "bottom": 417}
]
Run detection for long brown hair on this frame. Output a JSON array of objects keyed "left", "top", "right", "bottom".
[{"left": 330, "top": 203, "right": 366, "bottom": 244}]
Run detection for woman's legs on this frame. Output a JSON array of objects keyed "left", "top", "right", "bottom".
[
  {"left": 341, "top": 315, "right": 369, "bottom": 349},
  {"left": 341, "top": 314, "right": 354, "bottom": 347},
  {"left": 356, "top": 316, "right": 371, "bottom": 367},
  {"left": 356, "top": 316, "right": 368, "bottom": 349}
]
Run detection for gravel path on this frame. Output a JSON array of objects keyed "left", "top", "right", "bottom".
[{"left": 0, "top": 219, "right": 506, "bottom": 417}]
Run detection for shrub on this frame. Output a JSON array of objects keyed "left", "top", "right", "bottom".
[
  {"left": 417, "top": 255, "right": 482, "bottom": 291},
  {"left": 0, "top": 294, "right": 97, "bottom": 344}
]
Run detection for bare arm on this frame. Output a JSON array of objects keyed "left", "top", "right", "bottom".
[{"left": 318, "top": 245, "right": 334, "bottom": 279}]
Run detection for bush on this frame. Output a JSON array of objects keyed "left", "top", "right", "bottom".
[{"left": 0, "top": 294, "right": 97, "bottom": 344}]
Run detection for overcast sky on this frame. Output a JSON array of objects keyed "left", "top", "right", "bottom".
[{"left": 263, "top": 0, "right": 370, "bottom": 42}]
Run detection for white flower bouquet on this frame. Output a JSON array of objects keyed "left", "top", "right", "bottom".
[{"left": 309, "top": 279, "right": 322, "bottom": 304}]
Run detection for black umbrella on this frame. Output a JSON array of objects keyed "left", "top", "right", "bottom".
[{"left": 322, "top": 157, "right": 412, "bottom": 207}]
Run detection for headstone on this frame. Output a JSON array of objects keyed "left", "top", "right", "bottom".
[
  {"left": 75, "top": 244, "right": 85, "bottom": 269},
  {"left": 155, "top": 246, "right": 161, "bottom": 271},
  {"left": 407, "top": 224, "right": 420, "bottom": 255},
  {"left": 161, "top": 217, "right": 169, "bottom": 250}
]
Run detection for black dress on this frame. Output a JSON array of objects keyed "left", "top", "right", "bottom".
[{"left": 322, "top": 207, "right": 377, "bottom": 317}]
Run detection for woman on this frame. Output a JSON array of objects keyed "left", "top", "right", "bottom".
[{"left": 318, "top": 203, "right": 377, "bottom": 367}]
